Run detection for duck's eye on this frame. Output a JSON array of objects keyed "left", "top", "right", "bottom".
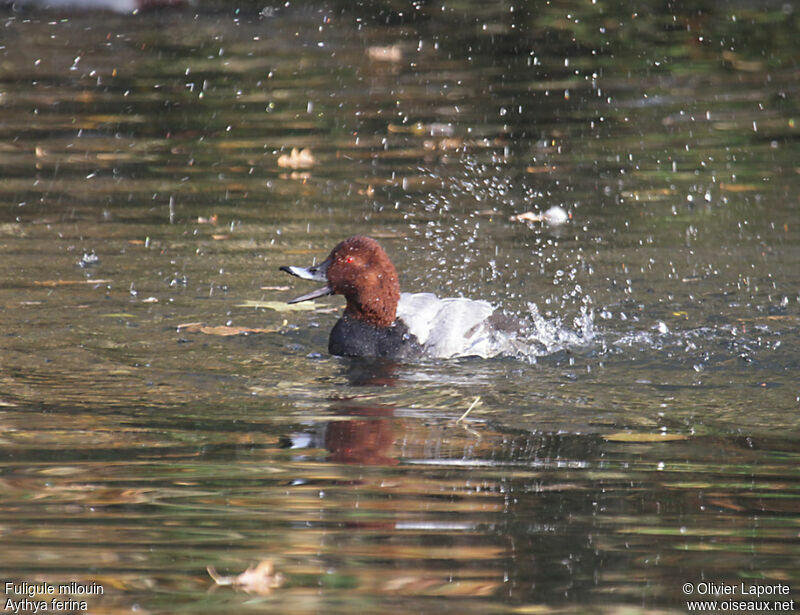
[{"left": 345, "top": 256, "right": 354, "bottom": 264}]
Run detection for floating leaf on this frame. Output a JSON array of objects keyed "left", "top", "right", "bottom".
[
  {"left": 621, "top": 188, "right": 674, "bottom": 201},
  {"left": 388, "top": 122, "right": 424, "bottom": 135},
  {"left": 509, "top": 605, "right": 552, "bottom": 614},
  {"left": 277, "top": 147, "right": 315, "bottom": 169},
  {"left": 510, "top": 211, "right": 543, "bottom": 223},
  {"left": 236, "top": 300, "right": 319, "bottom": 312},
  {"left": 603, "top": 432, "right": 689, "bottom": 443},
  {"left": 737, "top": 315, "right": 798, "bottom": 323},
  {"left": 284, "top": 170, "right": 311, "bottom": 181},
  {"left": 34, "top": 279, "right": 111, "bottom": 287},
  {"left": 177, "top": 323, "right": 278, "bottom": 336},
  {"left": 705, "top": 498, "right": 747, "bottom": 512},
  {"left": 176, "top": 321, "right": 203, "bottom": 330},
  {"left": 367, "top": 45, "right": 403, "bottom": 62},
  {"left": 208, "top": 560, "right": 284, "bottom": 595},
  {"left": 510, "top": 206, "right": 569, "bottom": 226},
  {"left": 423, "top": 137, "right": 463, "bottom": 151},
  {"left": 0, "top": 222, "right": 25, "bottom": 236},
  {"left": 284, "top": 248, "right": 324, "bottom": 255},
  {"left": 721, "top": 50, "right": 764, "bottom": 72},
  {"left": 525, "top": 165, "right": 556, "bottom": 174},
  {"left": 368, "top": 233, "right": 406, "bottom": 240},
  {"left": 719, "top": 183, "right": 759, "bottom": 192}
]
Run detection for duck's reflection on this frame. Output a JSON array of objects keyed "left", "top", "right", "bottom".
[
  {"left": 325, "top": 405, "right": 397, "bottom": 465},
  {"left": 281, "top": 358, "right": 403, "bottom": 465},
  {"left": 340, "top": 356, "right": 404, "bottom": 387},
  {"left": 328, "top": 358, "right": 404, "bottom": 464}
]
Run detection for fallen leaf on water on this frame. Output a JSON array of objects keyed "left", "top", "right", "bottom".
[
  {"left": 283, "top": 248, "right": 324, "bottom": 255},
  {"left": 211, "top": 234, "right": 230, "bottom": 240},
  {"left": 176, "top": 321, "right": 203, "bottom": 330},
  {"left": 207, "top": 560, "right": 284, "bottom": 595},
  {"left": 197, "top": 215, "right": 218, "bottom": 224},
  {"left": 76, "top": 575, "right": 131, "bottom": 592},
  {"left": 719, "top": 183, "right": 759, "bottom": 192},
  {"left": 423, "top": 137, "right": 464, "bottom": 151},
  {"left": 620, "top": 188, "right": 674, "bottom": 201},
  {"left": 95, "top": 152, "right": 137, "bottom": 161},
  {"left": 438, "top": 137, "right": 463, "bottom": 149},
  {"left": 277, "top": 147, "right": 315, "bottom": 169},
  {"left": 509, "top": 605, "right": 553, "bottom": 614},
  {"left": 382, "top": 576, "right": 498, "bottom": 596},
  {"left": 525, "top": 165, "right": 556, "bottom": 174},
  {"left": 0, "top": 222, "right": 25, "bottom": 236},
  {"left": 705, "top": 498, "right": 747, "bottom": 512},
  {"left": 177, "top": 323, "right": 278, "bottom": 336},
  {"left": 215, "top": 139, "right": 268, "bottom": 150},
  {"left": 510, "top": 211, "right": 542, "bottom": 223},
  {"left": 721, "top": 50, "right": 764, "bottom": 72},
  {"left": 34, "top": 279, "right": 111, "bottom": 287},
  {"left": 367, "top": 45, "right": 403, "bottom": 62},
  {"left": 364, "top": 230, "right": 406, "bottom": 239},
  {"left": 237, "top": 300, "right": 318, "bottom": 311},
  {"left": 387, "top": 122, "right": 427, "bottom": 135},
  {"left": 602, "top": 432, "right": 689, "bottom": 443},
  {"left": 510, "top": 206, "right": 570, "bottom": 226},
  {"left": 737, "top": 315, "right": 797, "bottom": 322}
]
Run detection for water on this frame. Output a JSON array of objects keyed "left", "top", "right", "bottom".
[{"left": 1, "top": 2, "right": 799, "bottom": 613}]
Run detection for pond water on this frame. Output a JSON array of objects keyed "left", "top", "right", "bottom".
[{"left": 1, "top": 1, "right": 799, "bottom": 613}]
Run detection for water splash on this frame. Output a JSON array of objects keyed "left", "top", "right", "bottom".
[
  {"left": 483, "top": 302, "right": 598, "bottom": 363},
  {"left": 522, "top": 303, "right": 597, "bottom": 355}
]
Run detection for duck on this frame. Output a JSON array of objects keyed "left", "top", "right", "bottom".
[{"left": 280, "top": 236, "right": 515, "bottom": 360}]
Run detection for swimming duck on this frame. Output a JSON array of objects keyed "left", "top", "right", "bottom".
[{"left": 280, "top": 236, "right": 510, "bottom": 359}]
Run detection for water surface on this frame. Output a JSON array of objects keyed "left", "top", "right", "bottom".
[{"left": 1, "top": 2, "right": 799, "bottom": 613}]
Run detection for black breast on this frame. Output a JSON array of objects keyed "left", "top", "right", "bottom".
[{"left": 328, "top": 315, "right": 423, "bottom": 359}]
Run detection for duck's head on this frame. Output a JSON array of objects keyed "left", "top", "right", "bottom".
[{"left": 280, "top": 236, "right": 400, "bottom": 328}]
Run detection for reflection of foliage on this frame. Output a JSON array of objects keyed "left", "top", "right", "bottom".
[{"left": 325, "top": 0, "right": 800, "bottom": 74}]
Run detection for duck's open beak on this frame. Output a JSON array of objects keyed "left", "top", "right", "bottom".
[{"left": 279, "top": 259, "right": 332, "bottom": 304}]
